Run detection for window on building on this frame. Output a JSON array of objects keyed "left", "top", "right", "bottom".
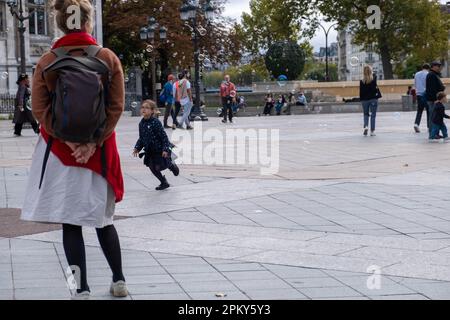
[{"left": 28, "top": 0, "right": 47, "bottom": 36}]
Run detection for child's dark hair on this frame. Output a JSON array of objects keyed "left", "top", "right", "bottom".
[{"left": 437, "top": 91, "right": 446, "bottom": 101}]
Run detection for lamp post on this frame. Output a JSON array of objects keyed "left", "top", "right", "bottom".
[
  {"left": 317, "top": 22, "right": 338, "bottom": 82},
  {"left": 180, "top": 0, "right": 215, "bottom": 121},
  {"left": 7, "top": 0, "right": 35, "bottom": 74},
  {"left": 140, "top": 17, "right": 167, "bottom": 101}
]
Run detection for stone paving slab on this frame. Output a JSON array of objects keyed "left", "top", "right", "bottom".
[{"left": 3, "top": 113, "right": 450, "bottom": 299}]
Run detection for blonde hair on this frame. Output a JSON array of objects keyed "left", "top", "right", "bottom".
[
  {"left": 52, "top": 0, "right": 94, "bottom": 34},
  {"left": 141, "top": 100, "right": 160, "bottom": 116},
  {"left": 363, "top": 65, "right": 374, "bottom": 84}
]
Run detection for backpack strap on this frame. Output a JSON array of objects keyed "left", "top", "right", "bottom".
[
  {"left": 84, "top": 45, "right": 102, "bottom": 57},
  {"left": 51, "top": 47, "right": 68, "bottom": 58},
  {"left": 39, "top": 136, "right": 53, "bottom": 189}
]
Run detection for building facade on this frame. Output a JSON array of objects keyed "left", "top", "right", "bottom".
[
  {"left": 313, "top": 42, "right": 338, "bottom": 64},
  {"left": 337, "top": 27, "right": 384, "bottom": 81},
  {"left": 0, "top": 0, "right": 102, "bottom": 94}
]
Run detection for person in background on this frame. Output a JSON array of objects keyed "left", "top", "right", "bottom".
[
  {"left": 426, "top": 61, "right": 445, "bottom": 139},
  {"left": 275, "top": 94, "right": 286, "bottom": 115},
  {"left": 175, "top": 70, "right": 193, "bottom": 130},
  {"left": 13, "top": 74, "right": 39, "bottom": 136},
  {"left": 296, "top": 91, "right": 308, "bottom": 107},
  {"left": 283, "top": 91, "right": 295, "bottom": 115},
  {"left": 413, "top": 63, "right": 430, "bottom": 133},
  {"left": 263, "top": 93, "right": 274, "bottom": 115},
  {"left": 359, "top": 65, "right": 381, "bottom": 136},
  {"left": 429, "top": 91, "right": 449, "bottom": 142},
  {"left": 161, "top": 74, "right": 176, "bottom": 129},
  {"left": 220, "top": 74, "right": 236, "bottom": 123}
]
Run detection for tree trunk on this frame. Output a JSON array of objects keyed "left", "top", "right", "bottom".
[{"left": 378, "top": 38, "right": 394, "bottom": 80}]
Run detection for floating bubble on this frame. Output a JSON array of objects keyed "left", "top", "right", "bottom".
[
  {"left": 130, "top": 73, "right": 135, "bottom": 78},
  {"left": 394, "top": 112, "right": 401, "bottom": 119},
  {"left": 170, "top": 43, "right": 175, "bottom": 47},
  {"left": 197, "top": 26, "right": 207, "bottom": 36},
  {"left": 172, "top": 52, "right": 178, "bottom": 58},
  {"left": 131, "top": 101, "right": 138, "bottom": 109},
  {"left": 1, "top": 72, "right": 8, "bottom": 80},
  {"left": 350, "top": 56, "right": 359, "bottom": 67},
  {"left": 145, "top": 45, "right": 154, "bottom": 53},
  {"left": 277, "top": 74, "right": 288, "bottom": 87},
  {"left": 130, "top": 31, "right": 136, "bottom": 37},
  {"left": 119, "top": 54, "right": 124, "bottom": 59},
  {"left": 124, "top": 77, "right": 129, "bottom": 83},
  {"left": 143, "top": 61, "right": 149, "bottom": 67}
]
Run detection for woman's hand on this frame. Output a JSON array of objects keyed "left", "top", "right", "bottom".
[
  {"left": 162, "top": 151, "right": 169, "bottom": 158},
  {"left": 72, "top": 143, "right": 97, "bottom": 164},
  {"left": 132, "top": 149, "right": 139, "bottom": 157}
]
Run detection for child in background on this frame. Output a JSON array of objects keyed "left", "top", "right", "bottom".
[
  {"left": 133, "top": 100, "right": 179, "bottom": 190},
  {"left": 430, "top": 91, "right": 450, "bottom": 142}
]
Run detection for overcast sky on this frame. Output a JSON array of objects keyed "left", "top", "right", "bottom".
[{"left": 222, "top": 0, "right": 450, "bottom": 52}]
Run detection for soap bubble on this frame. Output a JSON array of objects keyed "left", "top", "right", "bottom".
[
  {"left": 1, "top": 72, "right": 9, "bottom": 80},
  {"left": 350, "top": 56, "right": 359, "bottom": 67},
  {"left": 143, "top": 61, "right": 149, "bottom": 67},
  {"left": 145, "top": 44, "right": 154, "bottom": 53},
  {"left": 131, "top": 101, "right": 138, "bottom": 109}
]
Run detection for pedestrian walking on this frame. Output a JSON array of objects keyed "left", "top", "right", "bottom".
[
  {"left": 413, "top": 63, "right": 430, "bottom": 133},
  {"left": 175, "top": 70, "right": 193, "bottom": 130},
  {"left": 360, "top": 65, "right": 382, "bottom": 136},
  {"left": 133, "top": 100, "right": 179, "bottom": 189},
  {"left": 13, "top": 74, "right": 39, "bottom": 136},
  {"left": 426, "top": 61, "right": 445, "bottom": 139},
  {"left": 21, "top": 0, "right": 127, "bottom": 300},
  {"left": 220, "top": 74, "right": 236, "bottom": 123},
  {"left": 160, "top": 74, "right": 177, "bottom": 129}
]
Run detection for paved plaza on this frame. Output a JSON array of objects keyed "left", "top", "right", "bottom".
[{"left": 1, "top": 111, "right": 450, "bottom": 300}]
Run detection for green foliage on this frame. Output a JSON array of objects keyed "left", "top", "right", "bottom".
[
  {"left": 264, "top": 41, "right": 306, "bottom": 80},
  {"left": 239, "top": 0, "right": 317, "bottom": 55},
  {"left": 303, "top": 63, "right": 338, "bottom": 81},
  {"left": 316, "top": 0, "right": 450, "bottom": 79}
]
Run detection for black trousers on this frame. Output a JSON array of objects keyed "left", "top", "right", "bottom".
[
  {"left": 222, "top": 97, "right": 233, "bottom": 121},
  {"left": 263, "top": 103, "right": 274, "bottom": 115},
  {"left": 172, "top": 102, "right": 182, "bottom": 126},
  {"left": 14, "top": 121, "right": 39, "bottom": 135},
  {"left": 163, "top": 103, "right": 177, "bottom": 127},
  {"left": 414, "top": 95, "right": 430, "bottom": 128}
]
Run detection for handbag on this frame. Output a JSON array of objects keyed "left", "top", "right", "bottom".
[{"left": 375, "top": 87, "right": 382, "bottom": 99}]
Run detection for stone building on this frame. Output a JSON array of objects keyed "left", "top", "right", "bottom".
[{"left": 0, "top": 0, "right": 102, "bottom": 94}]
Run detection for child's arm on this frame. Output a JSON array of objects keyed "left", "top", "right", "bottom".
[{"left": 134, "top": 122, "right": 144, "bottom": 152}]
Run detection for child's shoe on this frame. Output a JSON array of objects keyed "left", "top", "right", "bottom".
[
  {"left": 110, "top": 280, "right": 128, "bottom": 297},
  {"left": 169, "top": 163, "right": 180, "bottom": 176},
  {"left": 71, "top": 291, "right": 90, "bottom": 300},
  {"left": 156, "top": 177, "right": 170, "bottom": 190}
]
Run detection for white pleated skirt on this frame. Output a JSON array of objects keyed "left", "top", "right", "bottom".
[{"left": 21, "top": 135, "right": 115, "bottom": 228}]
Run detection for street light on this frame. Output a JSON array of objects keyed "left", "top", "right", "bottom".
[
  {"left": 139, "top": 17, "right": 168, "bottom": 101},
  {"left": 317, "top": 22, "right": 338, "bottom": 82},
  {"left": 179, "top": 0, "right": 216, "bottom": 121},
  {"left": 7, "top": 0, "right": 35, "bottom": 74}
]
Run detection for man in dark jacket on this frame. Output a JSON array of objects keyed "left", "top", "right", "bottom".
[{"left": 425, "top": 61, "right": 445, "bottom": 138}]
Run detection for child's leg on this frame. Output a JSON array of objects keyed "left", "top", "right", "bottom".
[
  {"left": 430, "top": 124, "right": 439, "bottom": 139},
  {"left": 441, "top": 124, "right": 448, "bottom": 138},
  {"left": 149, "top": 165, "right": 165, "bottom": 183}
]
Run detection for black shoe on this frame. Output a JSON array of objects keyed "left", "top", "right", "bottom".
[
  {"left": 222, "top": 119, "right": 227, "bottom": 123},
  {"left": 169, "top": 163, "right": 180, "bottom": 176},
  {"left": 14, "top": 133, "right": 21, "bottom": 137},
  {"left": 186, "top": 126, "right": 193, "bottom": 130},
  {"left": 155, "top": 177, "right": 170, "bottom": 190}
]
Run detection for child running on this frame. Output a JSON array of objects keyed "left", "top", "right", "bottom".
[
  {"left": 430, "top": 91, "right": 450, "bottom": 142},
  {"left": 133, "top": 100, "right": 179, "bottom": 190}
]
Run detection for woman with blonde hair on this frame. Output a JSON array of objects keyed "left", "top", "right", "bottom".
[
  {"left": 359, "top": 65, "right": 382, "bottom": 136},
  {"left": 21, "top": 0, "right": 127, "bottom": 299}
]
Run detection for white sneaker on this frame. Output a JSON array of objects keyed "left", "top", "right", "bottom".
[
  {"left": 370, "top": 131, "right": 376, "bottom": 136},
  {"left": 414, "top": 124, "right": 420, "bottom": 133},
  {"left": 110, "top": 280, "right": 128, "bottom": 297},
  {"left": 71, "top": 291, "right": 90, "bottom": 300},
  {"left": 363, "top": 127, "right": 368, "bottom": 136}
]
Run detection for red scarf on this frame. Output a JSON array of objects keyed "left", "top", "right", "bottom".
[{"left": 40, "top": 32, "right": 124, "bottom": 203}]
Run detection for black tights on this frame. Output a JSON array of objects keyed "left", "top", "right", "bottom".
[
  {"left": 150, "top": 165, "right": 165, "bottom": 183},
  {"left": 62, "top": 224, "right": 125, "bottom": 293}
]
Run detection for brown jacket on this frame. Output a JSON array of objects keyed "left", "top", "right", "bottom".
[{"left": 32, "top": 46, "right": 124, "bottom": 145}]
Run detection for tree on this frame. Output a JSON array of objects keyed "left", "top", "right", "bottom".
[
  {"left": 317, "top": 0, "right": 450, "bottom": 79},
  {"left": 240, "top": 0, "right": 317, "bottom": 55},
  {"left": 102, "top": 0, "right": 242, "bottom": 73},
  {"left": 304, "top": 63, "right": 338, "bottom": 81},
  {"left": 264, "top": 41, "right": 306, "bottom": 80}
]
